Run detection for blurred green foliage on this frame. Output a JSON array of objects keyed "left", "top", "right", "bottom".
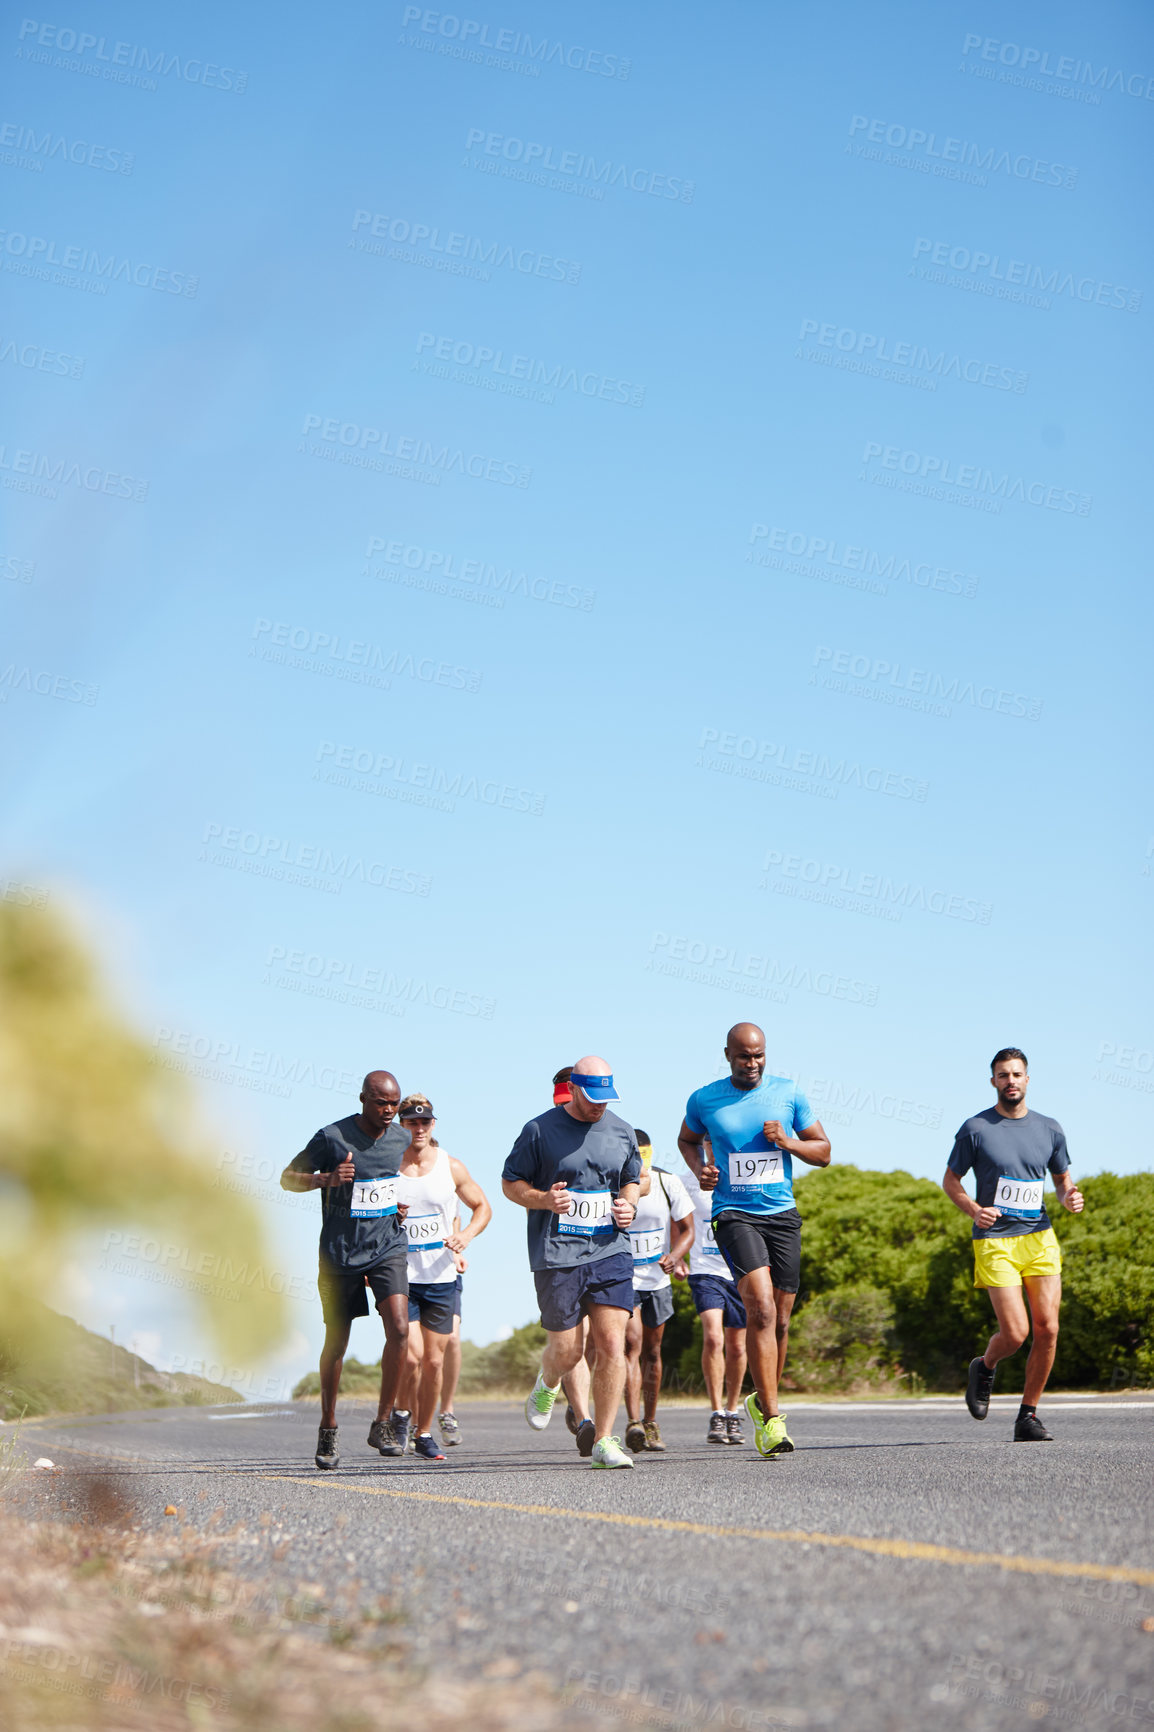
[{"left": 0, "top": 902, "right": 286, "bottom": 1382}]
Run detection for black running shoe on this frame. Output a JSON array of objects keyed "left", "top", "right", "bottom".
[
  {"left": 965, "top": 1356, "right": 996, "bottom": 1420},
  {"left": 390, "top": 1409, "right": 413, "bottom": 1454},
  {"left": 414, "top": 1432, "right": 446, "bottom": 1461},
  {"left": 706, "top": 1411, "right": 727, "bottom": 1444},
  {"left": 564, "top": 1403, "right": 579, "bottom": 1437},
  {"left": 1014, "top": 1412, "right": 1053, "bottom": 1442},
  {"left": 575, "top": 1419, "right": 595, "bottom": 1458},
  {"left": 315, "top": 1425, "right": 339, "bottom": 1469}
]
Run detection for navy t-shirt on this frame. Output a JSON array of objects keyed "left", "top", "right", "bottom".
[
  {"left": 287, "top": 1114, "right": 408, "bottom": 1270},
  {"left": 502, "top": 1105, "right": 642, "bottom": 1271},
  {"left": 947, "top": 1107, "right": 1070, "bottom": 1240}
]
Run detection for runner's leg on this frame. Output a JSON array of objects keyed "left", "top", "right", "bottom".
[
  {"left": 737, "top": 1267, "right": 779, "bottom": 1416},
  {"left": 700, "top": 1309, "right": 725, "bottom": 1412},
  {"left": 415, "top": 1324, "right": 450, "bottom": 1435},
  {"left": 376, "top": 1293, "right": 410, "bottom": 1421},
  {"left": 1021, "top": 1275, "right": 1061, "bottom": 1407},
  {"left": 540, "top": 1323, "right": 587, "bottom": 1390},
  {"left": 623, "top": 1306, "right": 644, "bottom": 1424},
  {"left": 562, "top": 1315, "right": 592, "bottom": 1424},
  {"left": 723, "top": 1326, "right": 747, "bottom": 1411},
  {"left": 401, "top": 1314, "right": 424, "bottom": 1415},
  {"left": 587, "top": 1302, "right": 629, "bottom": 1442},
  {"left": 640, "top": 1323, "right": 665, "bottom": 1425},
  {"left": 982, "top": 1283, "right": 1031, "bottom": 1371},
  {"left": 440, "top": 1316, "right": 461, "bottom": 1413},
  {"left": 773, "top": 1288, "right": 796, "bottom": 1386},
  {"left": 319, "top": 1319, "right": 351, "bottom": 1429}
]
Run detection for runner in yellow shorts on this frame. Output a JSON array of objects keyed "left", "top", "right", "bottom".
[{"left": 943, "top": 1048, "right": 1083, "bottom": 1442}]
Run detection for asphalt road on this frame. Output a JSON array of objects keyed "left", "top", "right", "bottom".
[{"left": 16, "top": 1394, "right": 1154, "bottom": 1731}]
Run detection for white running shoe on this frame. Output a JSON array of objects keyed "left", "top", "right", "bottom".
[
  {"left": 524, "top": 1370, "right": 561, "bottom": 1431},
  {"left": 591, "top": 1435, "right": 634, "bottom": 1469}
]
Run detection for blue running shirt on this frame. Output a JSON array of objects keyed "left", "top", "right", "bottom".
[{"left": 684, "top": 1075, "right": 816, "bottom": 1219}]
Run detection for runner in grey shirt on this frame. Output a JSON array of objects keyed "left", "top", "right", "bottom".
[
  {"left": 943, "top": 1048, "right": 1083, "bottom": 1441},
  {"left": 282, "top": 1070, "right": 412, "bottom": 1468}
]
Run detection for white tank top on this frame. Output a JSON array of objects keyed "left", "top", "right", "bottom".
[
  {"left": 397, "top": 1147, "right": 457, "bottom": 1283},
  {"left": 683, "top": 1168, "right": 733, "bottom": 1281}
]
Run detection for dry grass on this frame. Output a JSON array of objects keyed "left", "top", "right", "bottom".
[{"left": 0, "top": 1480, "right": 577, "bottom": 1731}]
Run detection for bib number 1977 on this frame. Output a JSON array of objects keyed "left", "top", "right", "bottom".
[{"left": 727, "top": 1150, "right": 783, "bottom": 1188}]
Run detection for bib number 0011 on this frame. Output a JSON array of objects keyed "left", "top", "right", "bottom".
[
  {"left": 994, "top": 1175, "right": 1044, "bottom": 1219},
  {"left": 558, "top": 1188, "right": 613, "bottom": 1237},
  {"left": 727, "top": 1150, "right": 783, "bottom": 1188}
]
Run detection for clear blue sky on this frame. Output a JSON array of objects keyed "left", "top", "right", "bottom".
[{"left": 4, "top": 0, "right": 1152, "bottom": 1395}]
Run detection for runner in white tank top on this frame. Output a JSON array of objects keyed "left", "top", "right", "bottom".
[{"left": 395, "top": 1095, "right": 492, "bottom": 1459}]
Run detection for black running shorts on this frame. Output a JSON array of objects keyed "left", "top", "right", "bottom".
[{"left": 713, "top": 1209, "right": 801, "bottom": 1292}]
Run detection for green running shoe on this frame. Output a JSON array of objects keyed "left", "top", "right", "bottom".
[
  {"left": 745, "top": 1392, "right": 794, "bottom": 1457},
  {"left": 591, "top": 1435, "right": 634, "bottom": 1469},
  {"left": 524, "top": 1370, "right": 562, "bottom": 1431}
]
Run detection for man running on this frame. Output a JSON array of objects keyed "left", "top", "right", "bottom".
[
  {"left": 623, "top": 1141, "right": 694, "bottom": 1452},
  {"left": 396, "top": 1095, "right": 491, "bottom": 1460},
  {"left": 281, "top": 1070, "right": 410, "bottom": 1469},
  {"left": 678, "top": 1024, "right": 830, "bottom": 1458},
  {"left": 502, "top": 1055, "right": 641, "bottom": 1469},
  {"left": 943, "top": 1048, "right": 1084, "bottom": 1441},
  {"left": 676, "top": 1159, "right": 749, "bottom": 1444}
]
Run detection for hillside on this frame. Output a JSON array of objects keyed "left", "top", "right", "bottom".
[{"left": 0, "top": 1304, "right": 243, "bottom": 1420}]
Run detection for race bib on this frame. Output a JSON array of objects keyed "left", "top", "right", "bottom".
[
  {"left": 350, "top": 1176, "right": 398, "bottom": 1218},
  {"left": 994, "top": 1175, "right": 1044, "bottom": 1220},
  {"left": 727, "top": 1150, "right": 784, "bottom": 1188},
  {"left": 629, "top": 1227, "right": 665, "bottom": 1266},
  {"left": 557, "top": 1188, "right": 614, "bottom": 1237},
  {"left": 703, "top": 1219, "right": 723, "bottom": 1256},
  {"left": 405, "top": 1212, "right": 444, "bottom": 1251}
]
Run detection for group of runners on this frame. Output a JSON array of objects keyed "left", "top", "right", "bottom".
[{"left": 282, "top": 1025, "right": 1083, "bottom": 1469}]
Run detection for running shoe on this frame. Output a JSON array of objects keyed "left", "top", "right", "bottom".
[
  {"left": 1013, "top": 1412, "right": 1054, "bottom": 1442},
  {"left": 624, "top": 1421, "right": 647, "bottom": 1454},
  {"left": 965, "top": 1356, "right": 996, "bottom": 1421},
  {"left": 591, "top": 1435, "right": 634, "bottom": 1469},
  {"left": 524, "top": 1372, "right": 561, "bottom": 1431},
  {"left": 564, "top": 1403, "right": 579, "bottom": 1436},
  {"left": 706, "top": 1411, "right": 727, "bottom": 1445},
  {"left": 315, "top": 1425, "right": 340, "bottom": 1469},
  {"left": 438, "top": 1412, "right": 461, "bottom": 1447},
  {"left": 643, "top": 1421, "right": 665, "bottom": 1452},
  {"left": 414, "top": 1432, "right": 447, "bottom": 1461},
  {"left": 367, "top": 1417, "right": 402, "bottom": 1457},
  {"left": 575, "top": 1419, "right": 595, "bottom": 1458},
  {"left": 391, "top": 1409, "right": 413, "bottom": 1454},
  {"left": 725, "top": 1411, "right": 746, "bottom": 1447},
  {"left": 745, "top": 1392, "right": 794, "bottom": 1457}
]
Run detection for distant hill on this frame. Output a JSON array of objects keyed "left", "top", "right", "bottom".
[{"left": 0, "top": 1303, "right": 243, "bottom": 1419}]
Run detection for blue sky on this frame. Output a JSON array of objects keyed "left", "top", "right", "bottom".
[{"left": 4, "top": 0, "right": 1152, "bottom": 1393}]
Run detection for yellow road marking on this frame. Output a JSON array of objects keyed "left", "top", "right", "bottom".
[{"left": 262, "top": 1476, "right": 1154, "bottom": 1587}]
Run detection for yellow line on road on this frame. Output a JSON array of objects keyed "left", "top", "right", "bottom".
[{"left": 263, "top": 1476, "right": 1154, "bottom": 1587}]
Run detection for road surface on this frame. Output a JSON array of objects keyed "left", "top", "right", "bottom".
[{"left": 16, "top": 1394, "right": 1154, "bottom": 1730}]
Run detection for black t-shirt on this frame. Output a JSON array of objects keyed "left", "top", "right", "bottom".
[
  {"left": 947, "top": 1106, "right": 1070, "bottom": 1239},
  {"left": 287, "top": 1114, "right": 408, "bottom": 1270},
  {"left": 501, "top": 1105, "right": 641, "bottom": 1271}
]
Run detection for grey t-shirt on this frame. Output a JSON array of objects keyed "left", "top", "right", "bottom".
[
  {"left": 502, "top": 1105, "right": 642, "bottom": 1271},
  {"left": 947, "top": 1107, "right": 1070, "bottom": 1239},
  {"left": 287, "top": 1114, "right": 408, "bottom": 1270}
]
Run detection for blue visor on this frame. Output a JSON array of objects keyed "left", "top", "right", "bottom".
[{"left": 570, "top": 1071, "right": 620, "bottom": 1102}]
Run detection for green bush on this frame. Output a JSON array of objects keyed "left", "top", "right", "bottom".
[{"left": 787, "top": 1283, "right": 901, "bottom": 1391}]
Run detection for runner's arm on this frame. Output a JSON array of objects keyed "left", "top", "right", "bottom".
[
  {"left": 502, "top": 1177, "right": 572, "bottom": 1213},
  {"left": 1053, "top": 1171, "right": 1084, "bottom": 1213},
  {"left": 677, "top": 1119, "right": 709, "bottom": 1182},
  {"left": 661, "top": 1210, "right": 694, "bottom": 1271},
  {"left": 764, "top": 1119, "right": 831, "bottom": 1168},
  {"left": 281, "top": 1151, "right": 352, "bottom": 1191},
  {"left": 611, "top": 1181, "right": 640, "bottom": 1230},
  {"left": 446, "top": 1159, "right": 493, "bottom": 1247},
  {"left": 942, "top": 1167, "right": 999, "bottom": 1230}
]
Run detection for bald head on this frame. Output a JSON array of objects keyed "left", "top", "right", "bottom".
[
  {"left": 724, "top": 1024, "right": 766, "bottom": 1091},
  {"left": 566, "top": 1054, "right": 613, "bottom": 1124},
  {"left": 359, "top": 1070, "right": 401, "bottom": 1135}
]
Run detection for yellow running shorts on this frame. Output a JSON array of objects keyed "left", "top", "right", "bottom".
[{"left": 973, "top": 1227, "right": 1062, "bottom": 1288}]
